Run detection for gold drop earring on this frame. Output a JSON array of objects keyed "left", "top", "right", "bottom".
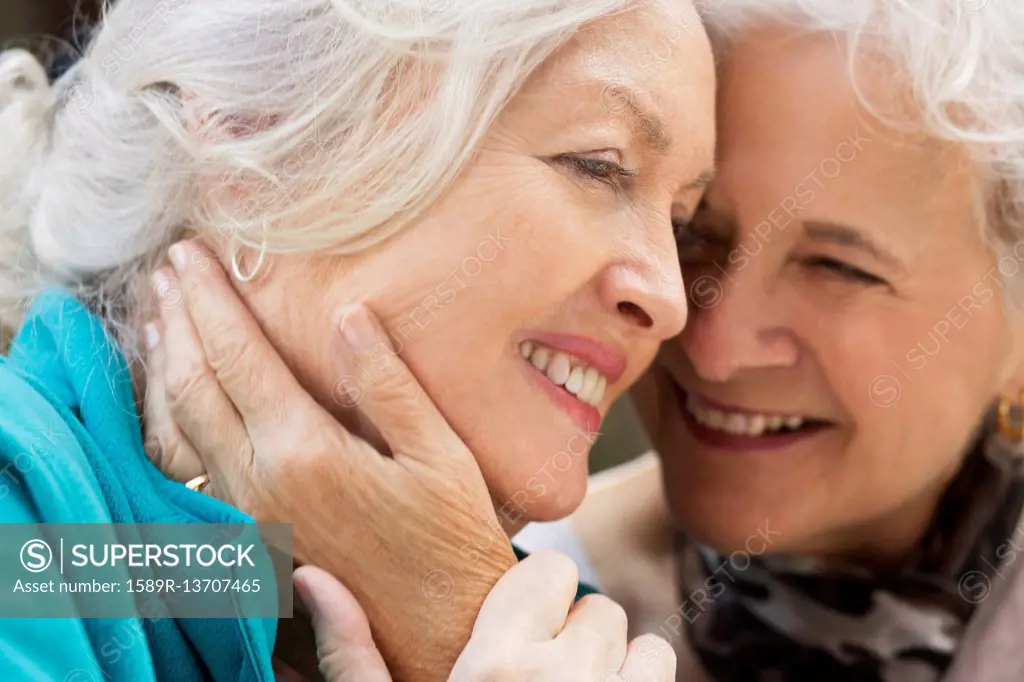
[{"left": 996, "top": 387, "right": 1024, "bottom": 441}]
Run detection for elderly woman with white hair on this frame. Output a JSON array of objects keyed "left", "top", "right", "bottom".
[
  {"left": 142, "top": 0, "right": 1024, "bottom": 681},
  {"left": 532, "top": 1, "right": 1024, "bottom": 681},
  {"left": 0, "top": 0, "right": 716, "bottom": 680}
]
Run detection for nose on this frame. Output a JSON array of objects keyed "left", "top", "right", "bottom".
[
  {"left": 599, "top": 240, "right": 688, "bottom": 341},
  {"left": 681, "top": 272, "right": 798, "bottom": 382}
]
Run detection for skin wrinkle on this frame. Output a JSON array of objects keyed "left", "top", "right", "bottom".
[
  {"left": 209, "top": 0, "right": 716, "bottom": 532},
  {"left": 642, "top": 23, "right": 1024, "bottom": 566}
]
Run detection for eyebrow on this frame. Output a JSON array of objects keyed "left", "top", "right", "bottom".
[
  {"left": 804, "top": 221, "right": 905, "bottom": 272},
  {"left": 601, "top": 84, "right": 673, "bottom": 156}
]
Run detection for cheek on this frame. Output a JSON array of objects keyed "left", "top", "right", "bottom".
[
  {"left": 816, "top": 313, "right": 1004, "bottom": 498},
  {"left": 235, "top": 257, "right": 341, "bottom": 406},
  {"left": 373, "top": 176, "right": 606, "bottom": 318}
]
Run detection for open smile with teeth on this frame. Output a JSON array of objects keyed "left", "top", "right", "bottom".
[
  {"left": 520, "top": 341, "right": 608, "bottom": 407},
  {"left": 685, "top": 392, "right": 817, "bottom": 437}
]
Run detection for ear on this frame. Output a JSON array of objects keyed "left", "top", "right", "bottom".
[
  {"left": 181, "top": 90, "right": 280, "bottom": 140},
  {"left": 179, "top": 91, "right": 269, "bottom": 258}
]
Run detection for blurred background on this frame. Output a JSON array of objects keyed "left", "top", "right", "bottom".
[
  {"left": 0, "top": 0, "right": 648, "bottom": 472},
  {"left": 0, "top": 1, "right": 99, "bottom": 83},
  {"left": 0, "top": 1, "right": 97, "bottom": 47}
]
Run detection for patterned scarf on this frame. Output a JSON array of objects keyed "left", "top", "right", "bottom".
[{"left": 681, "top": 419, "right": 1024, "bottom": 682}]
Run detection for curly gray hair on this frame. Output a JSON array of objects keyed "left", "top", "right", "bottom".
[{"left": 704, "top": 0, "right": 1024, "bottom": 289}]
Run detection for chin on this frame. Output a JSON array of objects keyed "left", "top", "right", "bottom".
[
  {"left": 528, "top": 477, "right": 590, "bottom": 522},
  {"left": 672, "top": 507, "right": 779, "bottom": 555},
  {"left": 661, "top": 461, "right": 793, "bottom": 556},
  {"left": 491, "top": 458, "right": 591, "bottom": 526}
]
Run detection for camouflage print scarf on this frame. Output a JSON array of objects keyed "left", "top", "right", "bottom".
[{"left": 681, "top": 417, "right": 1024, "bottom": 682}]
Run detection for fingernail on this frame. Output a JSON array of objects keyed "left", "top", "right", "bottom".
[
  {"left": 168, "top": 242, "right": 188, "bottom": 270},
  {"left": 150, "top": 269, "right": 166, "bottom": 297},
  {"left": 338, "top": 305, "right": 380, "bottom": 352},
  {"left": 150, "top": 267, "right": 178, "bottom": 305},
  {"left": 143, "top": 322, "right": 161, "bottom": 351}
]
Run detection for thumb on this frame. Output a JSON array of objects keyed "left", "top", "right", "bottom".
[{"left": 293, "top": 565, "right": 392, "bottom": 682}]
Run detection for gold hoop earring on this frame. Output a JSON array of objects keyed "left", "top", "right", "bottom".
[
  {"left": 996, "top": 387, "right": 1024, "bottom": 441},
  {"left": 230, "top": 228, "right": 267, "bottom": 283}
]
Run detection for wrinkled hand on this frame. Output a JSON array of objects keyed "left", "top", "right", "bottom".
[
  {"left": 143, "top": 240, "right": 517, "bottom": 682},
  {"left": 294, "top": 553, "right": 677, "bottom": 682}
]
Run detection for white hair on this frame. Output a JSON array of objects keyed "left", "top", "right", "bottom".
[
  {"left": 0, "top": 0, "right": 631, "bottom": 349},
  {"left": 702, "top": 0, "right": 1024, "bottom": 292}
]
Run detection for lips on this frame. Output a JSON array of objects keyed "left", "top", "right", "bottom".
[
  {"left": 526, "top": 331, "right": 627, "bottom": 383},
  {"left": 519, "top": 332, "right": 626, "bottom": 433},
  {"left": 686, "top": 392, "right": 816, "bottom": 436},
  {"left": 674, "top": 383, "right": 834, "bottom": 450},
  {"left": 520, "top": 341, "right": 608, "bottom": 407}
]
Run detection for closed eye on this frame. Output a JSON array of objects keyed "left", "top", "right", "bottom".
[
  {"left": 673, "top": 219, "right": 729, "bottom": 261},
  {"left": 552, "top": 153, "right": 638, "bottom": 190},
  {"left": 803, "top": 256, "right": 887, "bottom": 285}
]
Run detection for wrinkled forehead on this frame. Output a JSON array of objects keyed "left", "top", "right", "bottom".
[
  {"left": 509, "top": 0, "right": 716, "bottom": 150},
  {"left": 712, "top": 27, "right": 977, "bottom": 225}
]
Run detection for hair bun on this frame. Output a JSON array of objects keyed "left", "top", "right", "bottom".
[
  {"left": 0, "top": 49, "right": 52, "bottom": 158},
  {"left": 0, "top": 49, "right": 55, "bottom": 328},
  {"left": 0, "top": 49, "right": 49, "bottom": 105}
]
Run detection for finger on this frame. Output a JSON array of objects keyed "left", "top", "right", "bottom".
[
  {"left": 617, "top": 635, "right": 676, "bottom": 682},
  {"left": 555, "top": 593, "right": 629, "bottom": 678},
  {"left": 335, "top": 304, "right": 468, "bottom": 468},
  {"left": 152, "top": 267, "right": 252, "bottom": 505},
  {"left": 166, "top": 239, "right": 323, "bottom": 444},
  {"left": 293, "top": 565, "right": 392, "bottom": 682},
  {"left": 473, "top": 550, "right": 579, "bottom": 643},
  {"left": 141, "top": 320, "right": 205, "bottom": 482}
]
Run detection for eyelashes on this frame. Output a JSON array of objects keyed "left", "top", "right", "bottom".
[
  {"left": 552, "top": 153, "right": 638, "bottom": 191},
  {"left": 673, "top": 220, "right": 729, "bottom": 263},
  {"left": 675, "top": 221, "right": 888, "bottom": 287},
  {"left": 801, "top": 256, "right": 886, "bottom": 285}
]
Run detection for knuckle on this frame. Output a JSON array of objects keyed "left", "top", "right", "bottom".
[
  {"left": 630, "top": 634, "right": 677, "bottom": 680},
  {"left": 142, "top": 436, "right": 162, "bottom": 465},
  {"left": 582, "top": 594, "right": 628, "bottom": 634},
  {"left": 351, "top": 345, "right": 419, "bottom": 401},
  {"left": 528, "top": 550, "right": 579, "bottom": 591},
  {"left": 153, "top": 431, "right": 195, "bottom": 481},
  {"left": 634, "top": 633, "right": 673, "bottom": 655},
  {"left": 165, "top": 356, "right": 216, "bottom": 407},
  {"left": 233, "top": 454, "right": 273, "bottom": 519},
  {"left": 371, "top": 356, "right": 417, "bottom": 398},
  {"left": 314, "top": 650, "right": 351, "bottom": 681},
  {"left": 204, "top": 326, "right": 260, "bottom": 381},
  {"left": 154, "top": 429, "right": 179, "bottom": 468}
]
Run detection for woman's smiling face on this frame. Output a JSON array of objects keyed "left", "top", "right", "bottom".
[
  {"left": 639, "top": 25, "right": 1024, "bottom": 561},
  {"left": 237, "top": 0, "right": 716, "bottom": 526}
]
